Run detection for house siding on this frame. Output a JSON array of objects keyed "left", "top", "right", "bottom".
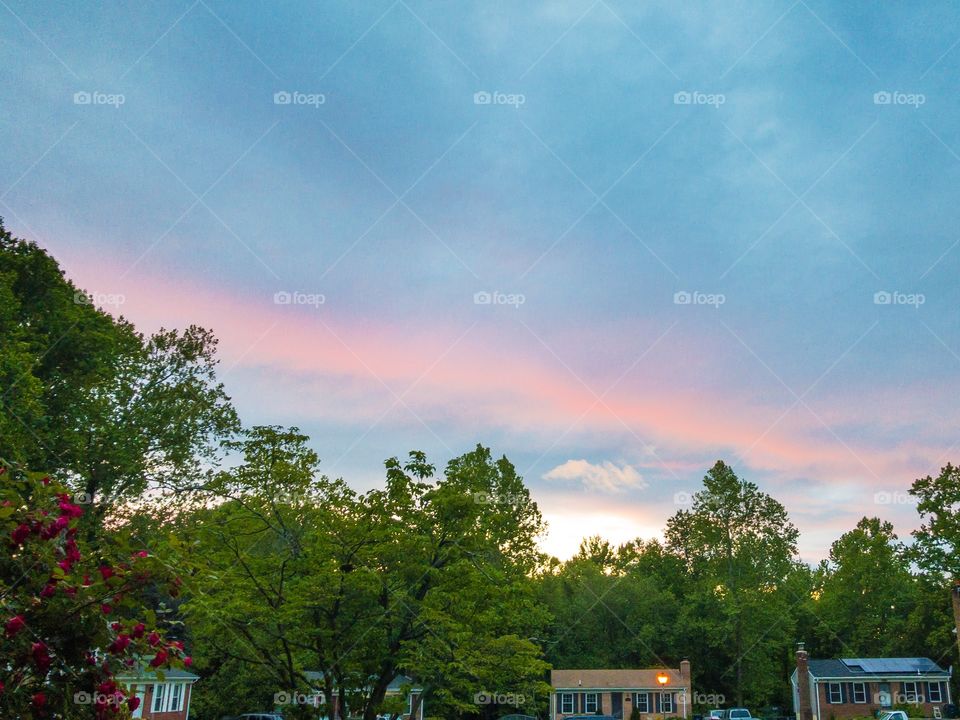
[
  {"left": 139, "top": 681, "right": 194, "bottom": 720},
  {"left": 553, "top": 689, "right": 689, "bottom": 720}
]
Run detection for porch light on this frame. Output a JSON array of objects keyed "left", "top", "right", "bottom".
[{"left": 657, "top": 673, "right": 670, "bottom": 686}]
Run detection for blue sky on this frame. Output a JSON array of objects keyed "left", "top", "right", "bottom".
[{"left": 3, "top": 0, "right": 960, "bottom": 559}]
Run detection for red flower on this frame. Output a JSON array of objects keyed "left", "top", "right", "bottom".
[
  {"left": 11, "top": 523, "right": 30, "bottom": 545},
  {"left": 108, "top": 635, "right": 131, "bottom": 654},
  {"left": 32, "top": 691, "right": 46, "bottom": 708},
  {"left": 99, "top": 565, "right": 114, "bottom": 581},
  {"left": 127, "top": 696, "right": 141, "bottom": 712},
  {"left": 31, "top": 642, "right": 51, "bottom": 673},
  {"left": 5, "top": 615, "right": 25, "bottom": 637},
  {"left": 184, "top": 656, "right": 193, "bottom": 667},
  {"left": 131, "top": 622, "right": 146, "bottom": 639},
  {"left": 147, "top": 631, "right": 161, "bottom": 646},
  {"left": 39, "top": 583, "right": 56, "bottom": 599},
  {"left": 149, "top": 650, "right": 168, "bottom": 667},
  {"left": 100, "top": 604, "right": 113, "bottom": 615}
]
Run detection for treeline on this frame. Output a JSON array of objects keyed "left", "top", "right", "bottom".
[{"left": 1, "top": 221, "right": 958, "bottom": 720}]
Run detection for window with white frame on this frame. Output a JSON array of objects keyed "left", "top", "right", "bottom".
[
  {"left": 560, "top": 693, "right": 575, "bottom": 714},
  {"left": 585, "top": 693, "right": 599, "bottom": 713},
  {"left": 661, "top": 693, "right": 674, "bottom": 713},
  {"left": 902, "top": 683, "right": 920, "bottom": 703},
  {"left": 152, "top": 684, "right": 167, "bottom": 713},
  {"left": 634, "top": 693, "right": 650, "bottom": 713},
  {"left": 853, "top": 683, "right": 867, "bottom": 704},
  {"left": 827, "top": 683, "right": 843, "bottom": 704},
  {"left": 929, "top": 683, "right": 943, "bottom": 703},
  {"left": 169, "top": 683, "right": 184, "bottom": 712}
]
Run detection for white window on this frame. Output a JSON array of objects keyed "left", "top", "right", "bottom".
[
  {"left": 827, "top": 683, "right": 843, "bottom": 704},
  {"left": 853, "top": 683, "right": 867, "bottom": 704},
  {"left": 902, "top": 683, "right": 920, "bottom": 703},
  {"left": 169, "top": 683, "right": 184, "bottom": 712},
  {"left": 561, "top": 693, "right": 575, "bottom": 714},
  {"left": 661, "top": 693, "right": 674, "bottom": 713},
  {"left": 152, "top": 684, "right": 167, "bottom": 713},
  {"left": 929, "top": 683, "right": 942, "bottom": 703},
  {"left": 585, "top": 693, "right": 599, "bottom": 713},
  {"left": 634, "top": 693, "right": 649, "bottom": 713}
]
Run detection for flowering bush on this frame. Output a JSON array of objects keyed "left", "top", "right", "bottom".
[{"left": 0, "top": 463, "right": 190, "bottom": 718}]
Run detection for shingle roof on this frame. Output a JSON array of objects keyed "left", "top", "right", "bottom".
[
  {"left": 551, "top": 669, "right": 690, "bottom": 690},
  {"left": 116, "top": 667, "right": 199, "bottom": 681},
  {"left": 806, "top": 658, "right": 947, "bottom": 679}
]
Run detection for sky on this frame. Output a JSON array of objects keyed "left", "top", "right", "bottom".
[{"left": 2, "top": 0, "right": 960, "bottom": 562}]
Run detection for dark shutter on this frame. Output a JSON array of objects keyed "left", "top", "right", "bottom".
[
  {"left": 655, "top": 694, "right": 661, "bottom": 714},
  {"left": 673, "top": 693, "right": 678, "bottom": 714}
]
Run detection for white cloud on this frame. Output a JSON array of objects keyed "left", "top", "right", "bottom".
[{"left": 543, "top": 459, "right": 647, "bottom": 493}]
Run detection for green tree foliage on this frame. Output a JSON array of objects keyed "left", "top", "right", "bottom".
[
  {"left": 911, "top": 463, "right": 960, "bottom": 579},
  {"left": 177, "top": 433, "right": 549, "bottom": 720},
  {"left": 0, "top": 221, "right": 239, "bottom": 524},
  {"left": 665, "top": 461, "right": 799, "bottom": 708}
]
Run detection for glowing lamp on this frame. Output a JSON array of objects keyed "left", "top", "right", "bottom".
[{"left": 657, "top": 673, "right": 670, "bottom": 686}]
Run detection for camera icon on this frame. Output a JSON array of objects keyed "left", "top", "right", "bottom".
[
  {"left": 74, "top": 691, "right": 92, "bottom": 705},
  {"left": 674, "top": 91, "right": 691, "bottom": 105},
  {"left": 873, "top": 91, "right": 891, "bottom": 105},
  {"left": 674, "top": 491, "right": 694, "bottom": 506},
  {"left": 474, "top": 692, "right": 491, "bottom": 705},
  {"left": 873, "top": 290, "right": 891, "bottom": 305},
  {"left": 474, "top": 91, "right": 492, "bottom": 105},
  {"left": 673, "top": 290, "right": 692, "bottom": 305},
  {"left": 73, "top": 492, "right": 94, "bottom": 504},
  {"left": 274, "top": 692, "right": 291, "bottom": 705},
  {"left": 74, "top": 91, "right": 92, "bottom": 105},
  {"left": 274, "top": 291, "right": 292, "bottom": 305},
  {"left": 474, "top": 291, "right": 492, "bottom": 305},
  {"left": 873, "top": 491, "right": 892, "bottom": 505},
  {"left": 274, "top": 91, "right": 292, "bottom": 105}
]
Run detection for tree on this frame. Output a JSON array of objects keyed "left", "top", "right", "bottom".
[
  {"left": 814, "top": 517, "right": 914, "bottom": 656},
  {"left": 910, "top": 463, "right": 960, "bottom": 579},
  {"left": 665, "top": 461, "right": 799, "bottom": 708},
  {"left": 0, "top": 221, "right": 239, "bottom": 526},
  {"left": 179, "top": 438, "right": 550, "bottom": 720}
]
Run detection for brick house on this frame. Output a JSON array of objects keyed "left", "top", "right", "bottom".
[
  {"left": 791, "top": 646, "right": 952, "bottom": 720},
  {"left": 550, "top": 664, "right": 692, "bottom": 720},
  {"left": 117, "top": 667, "right": 200, "bottom": 720}
]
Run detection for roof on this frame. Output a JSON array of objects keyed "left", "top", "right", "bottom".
[
  {"left": 806, "top": 658, "right": 948, "bottom": 679},
  {"left": 116, "top": 667, "right": 199, "bottom": 682},
  {"left": 551, "top": 669, "right": 689, "bottom": 690},
  {"left": 303, "top": 672, "right": 419, "bottom": 693}
]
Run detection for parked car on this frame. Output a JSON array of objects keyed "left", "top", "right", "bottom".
[
  {"left": 706, "top": 710, "right": 725, "bottom": 720},
  {"left": 727, "top": 709, "right": 752, "bottom": 720},
  {"left": 877, "top": 712, "right": 908, "bottom": 720},
  {"left": 237, "top": 714, "right": 284, "bottom": 720}
]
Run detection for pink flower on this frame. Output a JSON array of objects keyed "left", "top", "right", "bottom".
[
  {"left": 184, "top": 656, "right": 193, "bottom": 667},
  {"left": 5, "top": 615, "right": 25, "bottom": 638}
]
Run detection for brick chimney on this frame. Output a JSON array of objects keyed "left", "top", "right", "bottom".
[
  {"left": 796, "top": 643, "right": 813, "bottom": 720},
  {"left": 680, "top": 659, "right": 691, "bottom": 681}
]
